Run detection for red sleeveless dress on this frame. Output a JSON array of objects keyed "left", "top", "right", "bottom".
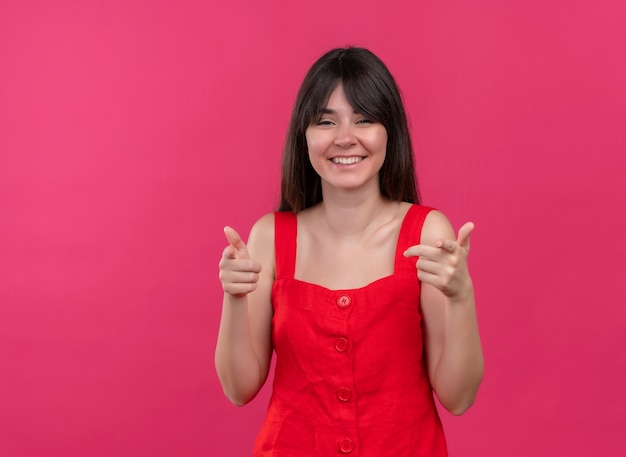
[{"left": 253, "top": 205, "right": 448, "bottom": 456}]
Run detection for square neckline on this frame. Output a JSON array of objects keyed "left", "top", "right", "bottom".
[{"left": 288, "top": 204, "right": 419, "bottom": 292}]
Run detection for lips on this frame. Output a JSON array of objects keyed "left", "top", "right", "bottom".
[{"left": 330, "top": 156, "right": 364, "bottom": 165}]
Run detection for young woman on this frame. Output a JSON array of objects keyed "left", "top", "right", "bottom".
[{"left": 216, "top": 47, "right": 484, "bottom": 456}]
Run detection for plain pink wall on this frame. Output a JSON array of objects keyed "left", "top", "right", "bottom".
[{"left": 1, "top": 1, "right": 625, "bottom": 456}]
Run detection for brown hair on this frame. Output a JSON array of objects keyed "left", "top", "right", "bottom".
[{"left": 279, "top": 47, "right": 420, "bottom": 212}]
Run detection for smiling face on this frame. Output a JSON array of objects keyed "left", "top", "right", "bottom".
[{"left": 305, "top": 83, "right": 388, "bottom": 195}]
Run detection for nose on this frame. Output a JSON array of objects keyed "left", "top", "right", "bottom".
[{"left": 334, "top": 123, "right": 357, "bottom": 148}]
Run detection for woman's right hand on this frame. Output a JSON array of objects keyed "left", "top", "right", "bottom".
[{"left": 219, "top": 226, "right": 262, "bottom": 297}]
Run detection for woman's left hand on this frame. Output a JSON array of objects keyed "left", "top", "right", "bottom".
[{"left": 404, "top": 222, "right": 474, "bottom": 301}]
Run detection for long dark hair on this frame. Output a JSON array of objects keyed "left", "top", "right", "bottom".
[{"left": 279, "top": 47, "right": 420, "bottom": 212}]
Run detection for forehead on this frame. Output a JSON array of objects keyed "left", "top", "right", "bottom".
[{"left": 324, "top": 84, "right": 351, "bottom": 109}]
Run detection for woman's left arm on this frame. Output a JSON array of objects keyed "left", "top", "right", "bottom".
[{"left": 404, "top": 210, "right": 484, "bottom": 415}]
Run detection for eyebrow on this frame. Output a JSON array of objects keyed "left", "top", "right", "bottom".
[{"left": 319, "top": 108, "right": 358, "bottom": 114}]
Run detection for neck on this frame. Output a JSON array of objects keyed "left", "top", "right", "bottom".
[{"left": 318, "top": 185, "right": 395, "bottom": 237}]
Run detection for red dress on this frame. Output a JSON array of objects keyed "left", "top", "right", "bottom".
[{"left": 253, "top": 205, "right": 448, "bottom": 456}]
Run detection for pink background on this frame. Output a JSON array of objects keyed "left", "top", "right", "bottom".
[{"left": 1, "top": 1, "right": 625, "bottom": 456}]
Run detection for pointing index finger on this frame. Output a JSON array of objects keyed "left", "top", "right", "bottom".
[
  {"left": 435, "top": 239, "right": 456, "bottom": 252},
  {"left": 224, "top": 226, "right": 249, "bottom": 257},
  {"left": 404, "top": 244, "right": 440, "bottom": 259}
]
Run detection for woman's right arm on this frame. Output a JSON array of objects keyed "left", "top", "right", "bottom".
[{"left": 214, "top": 214, "right": 275, "bottom": 406}]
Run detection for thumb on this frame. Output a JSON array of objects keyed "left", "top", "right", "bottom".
[
  {"left": 457, "top": 222, "right": 475, "bottom": 250},
  {"left": 224, "top": 226, "right": 249, "bottom": 258}
]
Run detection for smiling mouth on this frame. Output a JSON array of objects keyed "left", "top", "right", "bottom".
[{"left": 330, "top": 157, "right": 364, "bottom": 165}]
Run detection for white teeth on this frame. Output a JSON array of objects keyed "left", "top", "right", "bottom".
[{"left": 331, "top": 157, "right": 362, "bottom": 165}]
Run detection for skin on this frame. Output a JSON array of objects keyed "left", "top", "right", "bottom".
[
  {"left": 215, "top": 85, "right": 484, "bottom": 414},
  {"left": 305, "top": 83, "right": 387, "bottom": 196}
]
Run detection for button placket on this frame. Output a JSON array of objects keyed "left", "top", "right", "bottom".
[{"left": 332, "top": 293, "right": 355, "bottom": 455}]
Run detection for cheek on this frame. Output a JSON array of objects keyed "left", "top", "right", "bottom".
[
  {"left": 305, "top": 132, "right": 324, "bottom": 156},
  {"left": 304, "top": 130, "right": 314, "bottom": 152},
  {"left": 366, "top": 129, "right": 388, "bottom": 155},
  {"left": 381, "top": 133, "right": 389, "bottom": 160}
]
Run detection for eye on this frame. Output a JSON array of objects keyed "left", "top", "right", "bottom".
[
  {"left": 356, "top": 118, "right": 373, "bottom": 124},
  {"left": 317, "top": 119, "right": 334, "bottom": 126}
]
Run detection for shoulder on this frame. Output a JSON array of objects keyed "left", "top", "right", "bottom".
[
  {"left": 248, "top": 213, "right": 276, "bottom": 248},
  {"left": 250, "top": 212, "right": 275, "bottom": 235},
  {"left": 421, "top": 208, "right": 456, "bottom": 245},
  {"left": 247, "top": 213, "right": 275, "bottom": 257},
  {"left": 247, "top": 213, "right": 277, "bottom": 279}
]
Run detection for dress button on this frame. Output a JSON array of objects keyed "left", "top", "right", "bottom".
[
  {"left": 336, "top": 387, "right": 352, "bottom": 402},
  {"left": 336, "top": 294, "right": 351, "bottom": 309},
  {"left": 334, "top": 337, "right": 349, "bottom": 352},
  {"left": 338, "top": 438, "right": 354, "bottom": 454}
]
